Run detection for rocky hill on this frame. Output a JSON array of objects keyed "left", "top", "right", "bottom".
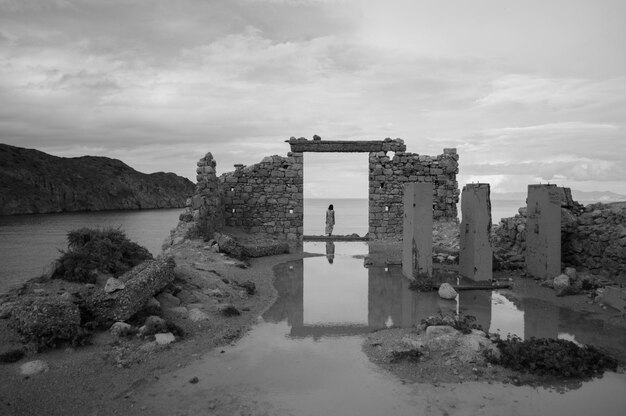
[{"left": 0, "top": 143, "right": 195, "bottom": 215}]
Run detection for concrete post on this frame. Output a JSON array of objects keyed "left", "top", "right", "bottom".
[
  {"left": 525, "top": 184, "right": 561, "bottom": 279},
  {"left": 402, "top": 183, "right": 433, "bottom": 279},
  {"left": 459, "top": 183, "right": 493, "bottom": 282}
]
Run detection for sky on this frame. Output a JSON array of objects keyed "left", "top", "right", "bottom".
[{"left": 1, "top": 0, "right": 625, "bottom": 198}]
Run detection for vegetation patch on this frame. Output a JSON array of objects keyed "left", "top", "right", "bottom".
[
  {"left": 408, "top": 273, "right": 436, "bottom": 292},
  {"left": 488, "top": 335, "right": 618, "bottom": 378},
  {"left": 53, "top": 227, "right": 153, "bottom": 283},
  {"left": 420, "top": 313, "right": 483, "bottom": 334},
  {"left": 389, "top": 349, "right": 422, "bottom": 363}
]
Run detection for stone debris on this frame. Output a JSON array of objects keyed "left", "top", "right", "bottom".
[
  {"left": 11, "top": 297, "right": 81, "bottom": 345},
  {"left": 553, "top": 274, "right": 570, "bottom": 292},
  {"left": 141, "top": 316, "right": 168, "bottom": 336},
  {"left": 188, "top": 308, "right": 210, "bottom": 322},
  {"left": 104, "top": 278, "right": 125, "bottom": 294},
  {"left": 156, "top": 292, "right": 180, "bottom": 309},
  {"left": 85, "top": 257, "right": 176, "bottom": 326},
  {"left": 438, "top": 283, "right": 458, "bottom": 300},
  {"left": 110, "top": 322, "right": 134, "bottom": 338},
  {"left": 154, "top": 332, "right": 176, "bottom": 345},
  {"left": 20, "top": 360, "right": 49, "bottom": 376}
]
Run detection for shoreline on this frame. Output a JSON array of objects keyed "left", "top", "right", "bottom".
[{"left": 1, "top": 237, "right": 625, "bottom": 415}]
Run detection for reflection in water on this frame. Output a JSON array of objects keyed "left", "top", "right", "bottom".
[
  {"left": 325, "top": 241, "right": 335, "bottom": 264},
  {"left": 134, "top": 241, "right": 626, "bottom": 416},
  {"left": 264, "top": 242, "right": 626, "bottom": 361}
]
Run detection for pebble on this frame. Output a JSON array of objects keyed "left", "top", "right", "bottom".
[{"left": 20, "top": 360, "right": 49, "bottom": 376}]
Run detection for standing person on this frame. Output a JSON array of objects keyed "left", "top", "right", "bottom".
[{"left": 325, "top": 204, "right": 335, "bottom": 236}]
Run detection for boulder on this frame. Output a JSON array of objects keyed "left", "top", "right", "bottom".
[
  {"left": 214, "top": 232, "right": 289, "bottom": 259},
  {"left": 20, "top": 360, "right": 49, "bottom": 376},
  {"left": 156, "top": 292, "right": 180, "bottom": 309},
  {"left": 84, "top": 257, "right": 176, "bottom": 326},
  {"left": 438, "top": 283, "right": 458, "bottom": 300},
  {"left": 0, "top": 301, "right": 15, "bottom": 319},
  {"left": 425, "top": 325, "right": 461, "bottom": 351},
  {"left": 169, "top": 306, "right": 189, "bottom": 317},
  {"left": 154, "top": 332, "right": 176, "bottom": 345},
  {"left": 176, "top": 288, "right": 198, "bottom": 304},
  {"left": 110, "top": 322, "right": 134, "bottom": 338},
  {"left": 141, "top": 315, "right": 168, "bottom": 336},
  {"left": 553, "top": 274, "right": 570, "bottom": 292},
  {"left": 104, "top": 277, "right": 126, "bottom": 293},
  {"left": 11, "top": 297, "right": 81, "bottom": 346},
  {"left": 142, "top": 297, "right": 162, "bottom": 315},
  {"left": 564, "top": 267, "right": 577, "bottom": 281},
  {"left": 188, "top": 308, "right": 210, "bottom": 322}
]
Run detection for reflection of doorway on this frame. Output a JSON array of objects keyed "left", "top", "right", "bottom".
[{"left": 303, "top": 153, "right": 368, "bottom": 236}]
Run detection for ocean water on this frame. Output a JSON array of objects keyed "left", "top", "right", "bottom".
[
  {"left": 0, "top": 198, "right": 524, "bottom": 293},
  {"left": 0, "top": 208, "right": 183, "bottom": 293},
  {"left": 304, "top": 198, "right": 524, "bottom": 236}
]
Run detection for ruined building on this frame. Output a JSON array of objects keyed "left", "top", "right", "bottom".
[{"left": 176, "top": 137, "right": 460, "bottom": 241}]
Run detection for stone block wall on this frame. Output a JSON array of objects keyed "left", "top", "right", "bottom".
[
  {"left": 368, "top": 148, "right": 459, "bottom": 239},
  {"left": 219, "top": 153, "right": 303, "bottom": 239},
  {"left": 492, "top": 194, "right": 626, "bottom": 284},
  {"left": 172, "top": 137, "right": 459, "bottom": 244},
  {"left": 562, "top": 203, "right": 626, "bottom": 282}
]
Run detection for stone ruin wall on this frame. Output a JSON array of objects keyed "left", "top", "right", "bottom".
[
  {"left": 368, "top": 148, "right": 459, "bottom": 239},
  {"left": 172, "top": 137, "right": 459, "bottom": 243},
  {"left": 492, "top": 189, "right": 626, "bottom": 284},
  {"left": 219, "top": 153, "right": 303, "bottom": 239}
]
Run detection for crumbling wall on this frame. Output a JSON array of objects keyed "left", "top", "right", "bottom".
[
  {"left": 171, "top": 137, "right": 459, "bottom": 244},
  {"left": 492, "top": 194, "right": 626, "bottom": 284},
  {"left": 220, "top": 153, "right": 303, "bottom": 239},
  {"left": 563, "top": 203, "right": 626, "bottom": 283},
  {"left": 368, "top": 148, "right": 459, "bottom": 239}
]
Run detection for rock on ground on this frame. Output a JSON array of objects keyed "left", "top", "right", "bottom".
[
  {"left": 85, "top": 257, "right": 176, "bottom": 326},
  {"left": 11, "top": 297, "right": 81, "bottom": 346},
  {"left": 438, "top": 283, "right": 458, "bottom": 300},
  {"left": 154, "top": 333, "right": 176, "bottom": 345},
  {"left": 553, "top": 274, "right": 570, "bottom": 292},
  {"left": 20, "top": 360, "right": 49, "bottom": 376}
]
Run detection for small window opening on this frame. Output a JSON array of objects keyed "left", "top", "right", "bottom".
[
  {"left": 384, "top": 206, "right": 389, "bottom": 212},
  {"left": 232, "top": 209, "right": 236, "bottom": 213},
  {"left": 289, "top": 208, "right": 294, "bottom": 214}
]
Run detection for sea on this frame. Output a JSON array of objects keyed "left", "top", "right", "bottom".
[
  {"left": 0, "top": 199, "right": 525, "bottom": 294},
  {"left": 0, "top": 208, "right": 184, "bottom": 294}
]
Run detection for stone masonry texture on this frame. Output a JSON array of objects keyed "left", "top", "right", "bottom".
[{"left": 177, "top": 137, "right": 459, "bottom": 241}]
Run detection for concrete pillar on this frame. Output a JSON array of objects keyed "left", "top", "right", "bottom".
[
  {"left": 402, "top": 183, "right": 433, "bottom": 278},
  {"left": 525, "top": 184, "right": 561, "bottom": 279},
  {"left": 459, "top": 183, "right": 493, "bottom": 282}
]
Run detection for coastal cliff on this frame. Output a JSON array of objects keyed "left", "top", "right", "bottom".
[{"left": 0, "top": 143, "right": 195, "bottom": 215}]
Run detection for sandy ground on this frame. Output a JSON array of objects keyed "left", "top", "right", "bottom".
[
  {"left": 0, "top": 237, "right": 625, "bottom": 416},
  {"left": 0, "top": 238, "right": 304, "bottom": 416}
]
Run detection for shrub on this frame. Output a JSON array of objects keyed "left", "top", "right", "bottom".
[
  {"left": 408, "top": 273, "right": 436, "bottom": 292},
  {"left": 389, "top": 349, "right": 422, "bottom": 363},
  {"left": 488, "top": 335, "right": 618, "bottom": 378},
  {"left": 53, "top": 227, "right": 153, "bottom": 283}
]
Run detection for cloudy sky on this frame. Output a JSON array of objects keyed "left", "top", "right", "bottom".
[{"left": 1, "top": 0, "right": 625, "bottom": 198}]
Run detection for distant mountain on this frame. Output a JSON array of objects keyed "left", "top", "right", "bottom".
[
  {"left": 492, "top": 189, "right": 626, "bottom": 203},
  {"left": 0, "top": 143, "right": 195, "bottom": 215}
]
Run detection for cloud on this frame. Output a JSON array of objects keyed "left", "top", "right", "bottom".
[{"left": 0, "top": 0, "right": 624, "bottom": 198}]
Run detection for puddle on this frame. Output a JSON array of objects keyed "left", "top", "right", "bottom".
[{"left": 135, "top": 242, "right": 626, "bottom": 416}]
